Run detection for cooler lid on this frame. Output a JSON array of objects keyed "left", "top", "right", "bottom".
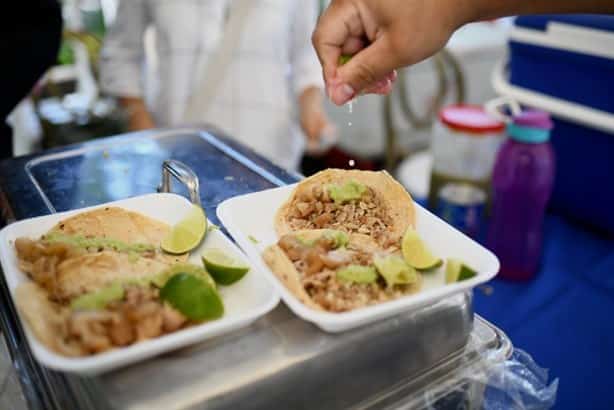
[
  {"left": 511, "top": 15, "right": 614, "bottom": 60},
  {"left": 515, "top": 15, "right": 614, "bottom": 33}
]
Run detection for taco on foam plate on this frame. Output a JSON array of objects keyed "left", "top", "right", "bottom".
[
  {"left": 17, "top": 206, "right": 187, "bottom": 302},
  {"left": 263, "top": 229, "right": 422, "bottom": 313},
  {"left": 13, "top": 207, "right": 222, "bottom": 357},
  {"left": 275, "top": 169, "right": 415, "bottom": 247}
]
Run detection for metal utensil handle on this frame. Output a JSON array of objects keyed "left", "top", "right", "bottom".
[{"left": 158, "top": 160, "right": 202, "bottom": 207}]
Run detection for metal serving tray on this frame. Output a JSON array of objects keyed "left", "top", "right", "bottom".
[{"left": 0, "top": 128, "right": 508, "bottom": 409}]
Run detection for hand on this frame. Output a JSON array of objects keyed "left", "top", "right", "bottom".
[
  {"left": 313, "top": 0, "right": 614, "bottom": 106},
  {"left": 119, "top": 97, "right": 155, "bottom": 131},
  {"left": 312, "top": 0, "right": 468, "bottom": 105},
  {"left": 299, "top": 87, "right": 334, "bottom": 152}
]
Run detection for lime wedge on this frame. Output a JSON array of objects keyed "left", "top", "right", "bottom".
[
  {"left": 202, "top": 249, "right": 250, "bottom": 286},
  {"left": 161, "top": 205, "right": 207, "bottom": 254},
  {"left": 374, "top": 256, "right": 419, "bottom": 287},
  {"left": 160, "top": 273, "right": 224, "bottom": 321},
  {"left": 339, "top": 55, "right": 352, "bottom": 65},
  {"left": 401, "top": 227, "right": 443, "bottom": 271},
  {"left": 445, "top": 259, "right": 477, "bottom": 284}
]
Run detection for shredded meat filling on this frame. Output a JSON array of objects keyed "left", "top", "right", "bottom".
[
  {"left": 14, "top": 237, "right": 174, "bottom": 302},
  {"left": 65, "top": 287, "right": 187, "bottom": 355},
  {"left": 15, "top": 238, "right": 81, "bottom": 297},
  {"left": 286, "top": 184, "right": 396, "bottom": 245},
  {"left": 278, "top": 233, "right": 414, "bottom": 313},
  {"left": 15, "top": 237, "right": 191, "bottom": 356}
]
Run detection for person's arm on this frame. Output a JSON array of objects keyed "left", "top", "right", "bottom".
[
  {"left": 118, "top": 97, "right": 154, "bottom": 131},
  {"left": 298, "top": 86, "right": 328, "bottom": 148},
  {"left": 289, "top": 1, "right": 331, "bottom": 146},
  {"left": 99, "top": 0, "right": 154, "bottom": 131},
  {"left": 313, "top": 0, "right": 614, "bottom": 105},
  {"left": 469, "top": 0, "right": 614, "bottom": 22}
]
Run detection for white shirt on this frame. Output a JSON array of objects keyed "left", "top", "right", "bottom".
[{"left": 100, "top": 0, "right": 323, "bottom": 170}]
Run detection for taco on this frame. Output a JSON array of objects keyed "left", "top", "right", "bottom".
[
  {"left": 15, "top": 207, "right": 186, "bottom": 302},
  {"left": 275, "top": 169, "right": 415, "bottom": 247},
  {"left": 13, "top": 207, "right": 220, "bottom": 357},
  {"left": 263, "top": 229, "right": 422, "bottom": 313}
]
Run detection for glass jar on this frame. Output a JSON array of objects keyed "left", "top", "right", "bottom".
[{"left": 428, "top": 105, "right": 504, "bottom": 210}]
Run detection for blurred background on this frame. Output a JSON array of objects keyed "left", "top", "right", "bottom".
[{"left": 8, "top": 0, "right": 510, "bottom": 181}]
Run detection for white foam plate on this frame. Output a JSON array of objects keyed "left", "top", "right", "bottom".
[
  {"left": 217, "top": 184, "right": 499, "bottom": 333},
  {"left": 0, "top": 193, "right": 279, "bottom": 374}
]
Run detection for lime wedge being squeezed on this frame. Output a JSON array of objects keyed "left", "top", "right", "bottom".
[
  {"left": 338, "top": 54, "right": 352, "bottom": 65},
  {"left": 202, "top": 249, "right": 250, "bottom": 285},
  {"left": 401, "top": 227, "right": 443, "bottom": 271},
  {"left": 161, "top": 205, "right": 207, "bottom": 254}
]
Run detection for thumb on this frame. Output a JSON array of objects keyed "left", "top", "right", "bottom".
[{"left": 331, "top": 36, "right": 400, "bottom": 105}]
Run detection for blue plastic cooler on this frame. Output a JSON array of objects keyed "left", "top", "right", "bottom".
[{"left": 493, "top": 15, "right": 614, "bottom": 233}]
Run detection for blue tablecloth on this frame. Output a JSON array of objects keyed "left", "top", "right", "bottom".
[{"left": 474, "top": 214, "right": 614, "bottom": 410}]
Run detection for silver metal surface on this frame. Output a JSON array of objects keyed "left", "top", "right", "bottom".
[
  {"left": 353, "top": 316, "right": 512, "bottom": 410},
  {"left": 158, "top": 159, "right": 202, "bottom": 207},
  {"left": 61, "top": 293, "right": 474, "bottom": 410}
]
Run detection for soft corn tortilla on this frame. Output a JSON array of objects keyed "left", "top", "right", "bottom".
[
  {"left": 263, "top": 229, "right": 365, "bottom": 312},
  {"left": 50, "top": 206, "right": 171, "bottom": 246},
  {"left": 275, "top": 169, "right": 415, "bottom": 241},
  {"left": 263, "top": 245, "right": 323, "bottom": 311},
  {"left": 53, "top": 251, "right": 180, "bottom": 300},
  {"left": 14, "top": 282, "right": 82, "bottom": 356},
  {"left": 263, "top": 230, "right": 421, "bottom": 312},
  {"left": 24, "top": 207, "right": 186, "bottom": 301}
]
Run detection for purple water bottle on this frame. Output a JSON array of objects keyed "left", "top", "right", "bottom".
[{"left": 487, "top": 110, "right": 555, "bottom": 280}]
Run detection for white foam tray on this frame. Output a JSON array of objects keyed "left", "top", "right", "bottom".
[
  {"left": 218, "top": 184, "right": 499, "bottom": 333},
  {"left": 0, "top": 193, "right": 279, "bottom": 374}
]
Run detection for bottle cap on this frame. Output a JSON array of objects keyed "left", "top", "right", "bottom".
[{"left": 507, "top": 110, "right": 553, "bottom": 144}]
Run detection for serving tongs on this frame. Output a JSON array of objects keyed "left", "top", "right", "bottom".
[{"left": 157, "top": 159, "right": 202, "bottom": 208}]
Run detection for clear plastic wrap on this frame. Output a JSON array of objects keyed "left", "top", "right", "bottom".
[
  {"left": 419, "top": 348, "right": 559, "bottom": 410},
  {"left": 481, "top": 349, "right": 559, "bottom": 410},
  {"left": 359, "top": 318, "right": 558, "bottom": 410}
]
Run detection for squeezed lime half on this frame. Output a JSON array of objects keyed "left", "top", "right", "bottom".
[{"left": 338, "top": 55, "right": 352, "bottom": 65}]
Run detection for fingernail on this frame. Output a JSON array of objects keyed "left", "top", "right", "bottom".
[
  {"left": 375, "top": 78, "right": 389, "bottom": 89},
  {"left": 377, "top": 79, "right": 392, "bottom": 95},
  {"left": 333, "top": 84, "right": 355, "bottom": 105}
]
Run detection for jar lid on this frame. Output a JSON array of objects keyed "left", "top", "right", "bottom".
[{"left": 439, "top": 105, "right": 505, "bottom": 134}]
